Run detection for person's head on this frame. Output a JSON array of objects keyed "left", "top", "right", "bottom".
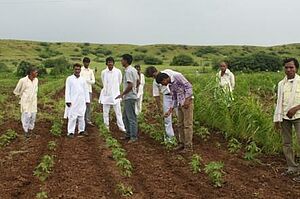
[
  {"left": 83, "top": 57, "right": 90, "bottom": 68},
  {"left": 134, "top": 64, "right": 141, "bottom": 74},
  {"left": 106, "top": 56, "right": 115, "bottom": 70},
  {"left": 73, "top": 63, "right": 82, "bottom": 77},
  {"left": 284, "top": 58, "right": 299, "bottom": 79},
  {"left": 121, "top": 54, "right": 133, "bottom": 67},
  {"left": 145, "top": 66, "right": 158, "bottom": 78},
  {"left": 27, "top": 67, "right": 38, "bottom": 79},
  {"left": 219, "top": 62, "right": 228, "bottom": 72},
  {"left": 156, "top": 73, "right": 170, "bottom": 86}
]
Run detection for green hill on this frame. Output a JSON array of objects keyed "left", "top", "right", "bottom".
[{"left": 0, "top": 39, "right": 300, "bottom": 70}]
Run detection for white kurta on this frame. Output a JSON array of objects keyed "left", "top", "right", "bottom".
[
  {"left": 64, "top": 75, "right": 90, "bottom": 119},
  {"left": 99, "top": 67, "right": 122, "bottom": 105},
  {"left": 80, "top": 66, "right": 95, "bottom": 93},
  {"left": 216, "top": 69, "right": 235, "bottom": 92},
  {"left": 13, "top": 76, "right": 38, "bottom": 113},
  {"left": 137, "top": 73, "right": 145, "bottom": 98}
]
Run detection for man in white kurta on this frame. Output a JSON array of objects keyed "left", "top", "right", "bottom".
[
  {"left": 99, "top": 57, "right": 126, "bottom": 132},
  {"left": 64, "top": 64, "right": 90, "bottom": 137},
  {"left": 80, "top": 57, "right": 95, "bottom": 126},
  {"left": 216, "top": 62, "right": 235, "bottom": 92},
  {"left": 134, "top": 65, "right": 145, "bottom": 115},
  {"left": 13, "top": 68, "right": 38, "bottom": 137}
]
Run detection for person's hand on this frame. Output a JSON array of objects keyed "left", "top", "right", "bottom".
[
  {"left": 274, "top": 122, "right": 282, "bottom": 132},
  {"left": 115, "top": 94, "right": 123, "bottom": 100},
  {"left": 164, "top": 108, "right": 173, "bottom": 118},
  {"left": 66, "top": 102, "right": 71, "bottom": 107},
  {"left": 287, "top": 107, "right": 299, "bottom": 119}
]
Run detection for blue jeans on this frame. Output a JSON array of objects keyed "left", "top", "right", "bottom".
[{"left": 123, "top": 99, "right": 138, "bottom": 139}]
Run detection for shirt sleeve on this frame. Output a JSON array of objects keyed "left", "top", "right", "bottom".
[
  {"left": 125, "top": 69, "right": 134, "bottom": 83},
  {"left": 84, "top": 81, "right": 90, "bottom": 103},
  {"left": 86, "top": 70, "right": 95, "bottom": 85},
  {"left": 153, "top": 80, "right": 160, "bottom": 97},
  {"left": 230, "top": 73, "right": 235, "bottom": 90},
  {"left": 13, "top": 79, "right": 24, "bottom": 96},
  {"left": 119, "top": 70, "right": 123, "bottom": 85},
  {"left": 65, "top": 77, "right": 71, "bottom": 103},
  {"left": 176, "top": 74, "right": 193, "bottom": 98}
]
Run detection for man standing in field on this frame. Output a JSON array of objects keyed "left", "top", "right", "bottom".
[
  {"left": 216, "top": 61, "right": 235, "bottom": 93},
  {"left": 156, "top": 72, "right": 194, "bottom": 153},
  {"left": 99, "top": 57, "right": 126, "bottom": 132},
  {"left": 64, "top": 63, "right": 90, "bottom": 138},
  {"left": 145, "top": 66, "right": 180, "bottom": 143},
  {"left": 274, "top": 58, "right": 300, "bottom": 178},
  {"left": 134, "top": 64, "right": 145, "bottom": 115},
  {"left": 80, "top": 57, "right": 95, "bottom": 126},
  {"left": 14, "top": 68, "right": 39, "bottom": 138},
  {"left": 116, "top": 54, "right": 139, "bottom": 143}
]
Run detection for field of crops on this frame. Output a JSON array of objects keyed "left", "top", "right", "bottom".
[{"left": 1, "top": 41, "right": 300, "bottom": 198}]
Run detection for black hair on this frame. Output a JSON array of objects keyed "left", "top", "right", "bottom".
[
  {"left": 83, "top": 57, "right": 90, "bottom": 63},
  {"left": 106, "top": 56, "right": 115, "bottom": 65},
  {"left": 284, "top": 58, "right": 299, "bottom": 69},
  {"left": 27, "top": 67, "right": 38, "bottom": 75},
  {"left": 144, "top": 66, "right": 157, "bottom": 78},
  {"left": 155, "top": 72, "right": 170, "bottom": 84},
  {"left": 121, "top": 54, "right": 133, "bottom": 65},
  {"left": 73, "top": 63, "right": 82, "bottom": 69},
  {"left": 134, "top": 64, "right": 141, "bottom": 69}
]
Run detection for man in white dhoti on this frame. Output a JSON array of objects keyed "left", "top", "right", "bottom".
[
  {"left": 99, "top": 57, "right": 126, "bottom": 132},
  {"left": 64, "top": 63, "right": 90, "bottom": 138},
  {"left": 134, "top": 64, "right": 145, "bottom": 115},
  {"left": 216, "top": 62, "right": 235, "bottom": 93},
  {"left": 14, "top": 68, "right": 39, "bottom": 138}
]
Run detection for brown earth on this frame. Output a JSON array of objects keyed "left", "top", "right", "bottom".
[{"left": 1, "top": 86, "right": 300, "bottom": 199}]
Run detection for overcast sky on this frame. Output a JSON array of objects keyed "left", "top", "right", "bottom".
[{"left": 0, "top": 0, "right": 299, "bottom": 46}]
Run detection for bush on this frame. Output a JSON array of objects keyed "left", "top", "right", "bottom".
[
  {"left": 38, "top": 47, "right": 62, "bottom": 59},
  {"left": 81, "top": 47, "right": 91, "bottom": 56},
  {"left": 194, "top": 46, "right": 218, "bottom": 57},
  {"left": 44, "top": 57, "right": 71, "bottom": 76},
  {"left": 93, "top": 48, "right": 112, "bottom": 56},
  {"left": 227, "top": 52, "right": 282, "bottom": 72},
  {"left": 133, "top": 54, "right": 146, "bottom": 62},
  {"left": 143, "top": 56, "right": 163, "bottom": 65},
  {"left": 16, "top": 61, "right": 47, "bottom": 77},
  {"left": 134, "top": 47, "right": 148, "bottom": 53},
  {"left": 0, "top": 62, "right": 10, "bottom": 72},
  {"left": 170, "top": 54, "right": 194, "bottom": 66}
]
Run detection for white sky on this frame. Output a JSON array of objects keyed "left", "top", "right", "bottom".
[{"left": 0, "top": 0, "right": 299, "bottom": 46}]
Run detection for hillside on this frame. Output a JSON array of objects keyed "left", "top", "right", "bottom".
[{"left": 0, "top": 39, "right": 300, "bottom": 70}]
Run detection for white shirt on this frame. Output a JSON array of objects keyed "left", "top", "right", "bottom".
[
  {"left": 217, "top": 69, "right": 235, "bottom": 92},
  {"left": 13, "top": 76, "right": 38, "bottom": 113},
  {"left": 137, "top": 73, "right": 145, "bottom": 98},
  {"left": 153, "top": 69, "right": 181, "bottom": 97},
  {"left": 99, "top": 67, "right": 122, "bottom": 105},
  {"left": 64, "top": 75, "right": 90, "bottom": 118},
  {"left": 80, "top": 66, "right": 95, "bottom": 93}
]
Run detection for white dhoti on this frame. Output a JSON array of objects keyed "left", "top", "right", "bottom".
[{"left": 21, "top": 112, "right": 37, "bottom": 133}]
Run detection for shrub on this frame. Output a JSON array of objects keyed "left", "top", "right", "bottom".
[
  {"left": 134, "top": 47, "right": 148, "bottom": 53},
  {"left": 38, "top": 47, "right": 62, "bottom": 59},
  {"left": 194, "top": 46, "right": 218, "bottom": 57},
  {"left": 227, "top": 52, "right": 282, "bottom": 72},
  {"left": 170, "top": 54, "right": 194, "bottom": 66},
  {"left": 45, "top": 57, "right": 71, "bottom": 76},
  {"left": 81, "top": 47, "right": 91, "bottom": 56},
  {"left": 0, "top": 62, "right": 10, "bottom": 72},
  {"left": 144, "top": 56, "right": 163, "bottom": 65},
  {"left": 133, "top": 54, "right": 146, "bottom": 62},
  {"left": 93, "top": 48, "right": 112, "bottom": 56},
  {"left": 16, "top": 61, "right": 34, "bottom": 77}
]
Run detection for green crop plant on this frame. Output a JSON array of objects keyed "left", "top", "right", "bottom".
[
  {"left": 112, "top": 147, "right": 126, "bottom": 160},
  {"left": 195, "top": 126, "right": 210, "bottom": 141},
  {"left": 116, "top": 158, "right": 133, "bottom": 177},
  {"left": 190, "top": 154, "right": 203, "bottom": 174},
  {"left": 36, "top": 191, "right": 48, "bottom": 199},
  {"left": 0, "top": 129, "right": 18, "bottom": 147},
  {"left": 244, "top": 141, "right": 262, "bottom": 161},
  {"left": 50, "top": 120, "right": 62, "bottom": 137},
  {"left": 116, "top": 183, "right": 133, "bottom": 197},
  {"left": 204, "top": 161, "right": 224, "bottom": 187},
  {"left": 47, "top": 141, "right": 57, "bottom": 151},
  {"left": 34, "top": 155, "right": 55, "bottom": 181},
  {"left": 228, "top": 138, "right": 242, "bottom": 153}
]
